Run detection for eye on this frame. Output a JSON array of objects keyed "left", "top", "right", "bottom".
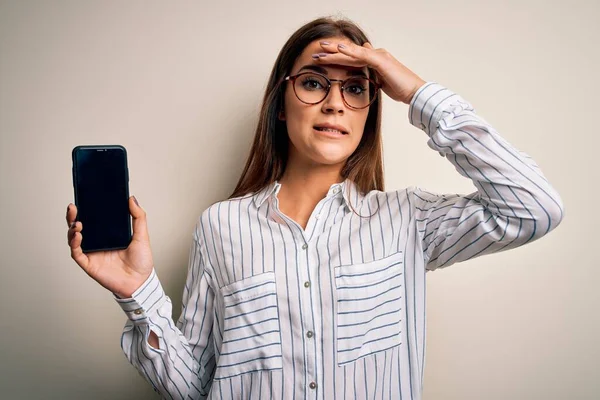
[
  {"left": 303, "top": 79, "right": 322, "bottom": 90},
  {"left": 346, "top": 85, "right": 366, "bottom": 95},
  {"left": 299, "top": 74, "right": 328, "bottom": 91},
  {"left": 344, "top": 79, "right": 368, "bottom": 96}
]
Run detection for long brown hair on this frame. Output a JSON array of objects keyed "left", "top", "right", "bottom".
[{"left": 228, "top": 16, "right": 384, "bottom": 200}]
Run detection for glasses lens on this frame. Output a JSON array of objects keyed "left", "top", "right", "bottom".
[
  {"left": 292, "top": 73, "right": 378, "bottom": 109},
  {"left": 293, "top": 73, "right": 329, "bottom": 104},
  {"left": 342, "top": 77, "right": 376, "bottom": 109}
]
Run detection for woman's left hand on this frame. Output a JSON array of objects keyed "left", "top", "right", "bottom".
[{"left": 314, "top": 40, "right": 427, "bottom": 105}]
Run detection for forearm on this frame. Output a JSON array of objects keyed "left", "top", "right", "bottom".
[{"left": 116, "top": 270, "right": 202, "bottom": 399}]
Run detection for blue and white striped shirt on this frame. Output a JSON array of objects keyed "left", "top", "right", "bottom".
[{"left": 114, "top": 82, "right": 564, "bottom": 400}]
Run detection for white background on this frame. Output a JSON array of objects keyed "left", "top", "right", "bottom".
[{"left": 0, "top": 0, "right": 597, "bottom": 398}]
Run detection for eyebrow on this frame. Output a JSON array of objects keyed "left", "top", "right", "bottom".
[{"left": 297, "top": 64, "right": 368, "bottom": 78}]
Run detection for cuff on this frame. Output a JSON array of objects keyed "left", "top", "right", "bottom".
[
  {"left": 114, "top": 269, "right": 166, "bottom": 324},
  {"left": 408, "top": 82, "right": 466, "bottom": 137}
]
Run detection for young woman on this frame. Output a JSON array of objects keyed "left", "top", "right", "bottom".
[{"left": 66, "top": 17, "right": 563, "bottom": 400}]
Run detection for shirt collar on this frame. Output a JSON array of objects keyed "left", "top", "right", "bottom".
[
  {"left": 253, "top": 178, "right": 360, "bottom": 210},
  {"left": 253, "top": 181, "right": 281, "bottom": 208}
]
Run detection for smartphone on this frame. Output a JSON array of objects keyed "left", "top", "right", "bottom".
[{"left": 72, "top": 145, "right": 132, "bottom": 253}]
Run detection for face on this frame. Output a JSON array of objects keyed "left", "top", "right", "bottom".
[{"left": 280, "top": 36, "right": 371, "bottom": 170}]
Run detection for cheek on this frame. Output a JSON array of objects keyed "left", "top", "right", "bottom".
[
  {"left": 283, "top": 91, "right": 300, "bottom": 126},
  {"left": 284, "top": 87, "right": 304, "bottom": 118},
  {"left": 284, "top": 96, "right": 313, "bottom": 135},
  {"left": 350, "top": 113, "right": 369, "bottom": 142}
]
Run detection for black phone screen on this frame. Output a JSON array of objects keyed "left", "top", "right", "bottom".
[{"left": 72, "top": 145, "right": 132, "bottom": 252}]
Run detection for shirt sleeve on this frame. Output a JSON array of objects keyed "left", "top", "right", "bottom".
[
  {"left": 114, "top": 221, "right": 216, "bottom": 399},
  {"left": 408, "top": 82, "right": 564, "bottom": 271}
]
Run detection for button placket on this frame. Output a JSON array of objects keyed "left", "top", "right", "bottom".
[
  {"left": 303, "top": 240, "right": 322, "bottom": 395},
  {"left": 297, "top": 236, "right": 316, "bottom": 389},
  {"left": 305, "top": 201, "right": 326, "bottom": 240}
]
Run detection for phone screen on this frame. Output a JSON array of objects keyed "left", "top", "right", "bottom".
[{"left": 72, "top": 146, "right": 131, "bottom": 252}]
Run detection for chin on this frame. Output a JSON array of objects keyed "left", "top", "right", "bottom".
[
  {"left": 308, "top": 152, "right": 350, "bottom": 166},
  {"left": 289, "top": 139, "right": 355, "bottom": 167}
]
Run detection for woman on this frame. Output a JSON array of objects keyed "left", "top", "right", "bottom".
[{"left": 65, "top": 16, "right": 563, "bottom": 400}]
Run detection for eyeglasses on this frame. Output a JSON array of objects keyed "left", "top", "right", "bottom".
[{"left": 284, "top": 72, "right": 381, "bottom": 110}]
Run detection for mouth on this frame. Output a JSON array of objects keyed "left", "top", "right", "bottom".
[{"left": 313, "top": 125, "right": 349, "bottom": 136}]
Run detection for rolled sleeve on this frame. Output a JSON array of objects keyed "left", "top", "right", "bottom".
[{"left": 408, "top": 82, "right": 467, "bottom": 137}]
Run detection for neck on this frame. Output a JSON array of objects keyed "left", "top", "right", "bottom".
[
  {"left": 278, "top": 156, "right": 345, "bottom": 202},
  {"left": 276, "top": 155, "right": 345, "bottom": 229}
]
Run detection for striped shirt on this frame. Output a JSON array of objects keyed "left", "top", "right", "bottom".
[{"left": 114, "top": 82, "right": 564, "bottom": 400}]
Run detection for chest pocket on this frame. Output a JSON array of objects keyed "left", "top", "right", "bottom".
[
  {"left": 334, "top": 251, "right": 404, "bottom": 366},
  {"left": 215, "top": 272, "right": 283, "bottom": 380}
]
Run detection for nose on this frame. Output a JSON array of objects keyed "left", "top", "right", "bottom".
[{"left": 321, "top": 81, "right": 345, "bottom": 114}]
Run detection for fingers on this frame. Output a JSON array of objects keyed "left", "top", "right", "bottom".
[
  {"left": 129, "top": 196, "right": 150, "bottom": 243},
  {"left": 313, "top": 52, "right": 365, "bottom": 67},
  {"left": 336, "top": 41, "right": 375, "bottom": 65},
  {"left": 316, "top": 40, "right": 378, "bottom": 69},
  {"left": 67, "top": 220, "right": 81, "bottom": 247},
  {"left": 66, "top": 203, "right": 77, "bottom": 227},
  {"left": 67, "top": 220, "right": 89, "bottom": 269}
]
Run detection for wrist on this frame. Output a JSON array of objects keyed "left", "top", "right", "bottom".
[
  {"left": 405, "top": 78, "right": 427, "bottom": 104},
  {"left": 113, "top": 290, "right": 133, "bottom": 299},
  {"left": 113, "top": 272, "right": 152, "bottom": 299}
]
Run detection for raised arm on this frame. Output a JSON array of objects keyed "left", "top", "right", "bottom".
[{"left": 407, "top": 82, "right": 563, "bottom": 270}]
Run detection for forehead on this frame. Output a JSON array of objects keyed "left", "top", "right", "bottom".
[{"left": 290, "top": 36, "right": 369, "bottom": 77}]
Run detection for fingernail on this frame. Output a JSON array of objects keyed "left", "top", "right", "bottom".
[
  {"left": 312, "top": 54, "right": 320, "bottom": 59},
  {"left": 338, "top": 43, "right": 346, "bottom": 49},
  {"left": 133, "top": 196, "right": 139, "bottom": 207},
  {"left": 320, "top": 41, "right": 330, "bottom": 45},
  {"left": 318, "top": 53, "right": 327, "bottom": 57}
]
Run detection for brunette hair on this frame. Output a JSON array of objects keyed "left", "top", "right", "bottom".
[{"left": 228, "top": 16, "right": 384, "bottom": 200}]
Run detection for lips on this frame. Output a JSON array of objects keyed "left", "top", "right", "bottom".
[{"left": 313, "top": 123, "right": 348, "bottom": 135}]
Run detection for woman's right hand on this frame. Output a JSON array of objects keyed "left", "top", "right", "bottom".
[{"left": 66, "top": 196, "right": 155, "bottom": 299}]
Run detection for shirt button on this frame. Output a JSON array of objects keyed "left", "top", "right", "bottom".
[
  {"left": 419, "top": 122, "right": 426, "bottom": 130},
  {"left": 333, "top": 187, "right": 340, "bottom": 194},
  {"left": 302, "top": 243, "right": 308, "bottom": 250},
  {"left": 304, "top": 281, "right": 310, "bottom": 288},
  {"left": 315, "top": 214, "right": 320, "bottom": 220},
  {"left": 133, "top": 309, "right": 143, "bottom": 315},
  {"left": 306, "top": 331, "right": 314, "bottom": 338},
  {"left": 309, "top": 382, "right": 317, "bottom": 389}
]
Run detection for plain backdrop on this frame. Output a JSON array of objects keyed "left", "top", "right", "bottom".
[{"left": 0, "top": 0, "right": 598, "bottom": 399}]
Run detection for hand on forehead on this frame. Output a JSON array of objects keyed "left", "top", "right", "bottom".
[{"left": 292, "top": 37, "right": 369, "bottom": 76}]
